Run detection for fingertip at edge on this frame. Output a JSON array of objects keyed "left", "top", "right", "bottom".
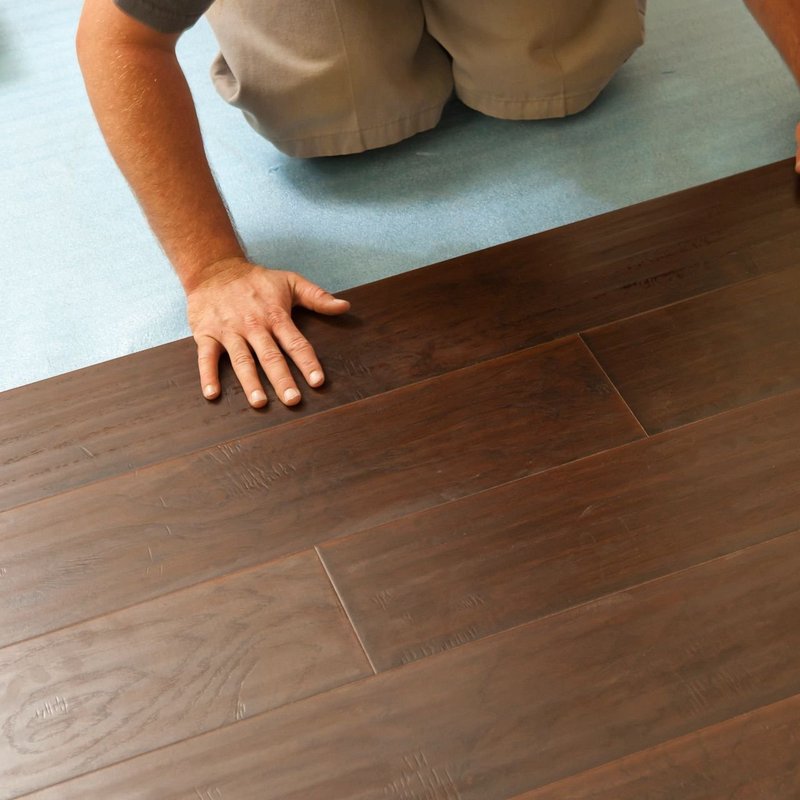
[
  {"left": 249, "top": 389, "right": 268, "bottom": 408},
  {"left": 309, "top": 369, "right": 324, "bottom": 387}
]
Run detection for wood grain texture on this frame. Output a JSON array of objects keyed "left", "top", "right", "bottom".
[
  {"left": 515, "top": 696, "right": 800, "bottom": 799},
  {"left": 0, "top": 550, "right": 370, "bottom": 798},
  {"left": 2, "top": 160, "right": 796, "bottom": 512},
  {"left": 319, "top": 387, "right": 800, "bottom": 670},
  {"left": 583, "top": 267, "right": 800, "bottom": 433},
  {"left": 5, "top": 160, "right": 800, "bottom": 799},
  {"left": 0, "top": 338, "right": 642, "bottom": 648},
  {"left": 20, "top": 529, "right": 800, "bottom": 800}
]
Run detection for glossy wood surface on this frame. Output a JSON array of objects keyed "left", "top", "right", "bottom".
[
  {"left": 319, "top": 387, "right": 800, "bottom": 670},
  {"left": 516, "top": 695, "right": 800, "bottom": 799},
  {"left": 1, "top": 552, "right": 371, "bottom": 797},
  {"left": 20, "top": 530, "right": 800, "bottom": 799},
  {"left": 0, "top": 339, "right": 641, "bottom": 648},
  {"left": 3, "top": 159, "right": 800, "bottom": 798},
  {"left": 583, "top": 266, "right": 800, "bottom": 432},
  {"left": 2, "top": 161, "right": 797, "bottom": 512}
]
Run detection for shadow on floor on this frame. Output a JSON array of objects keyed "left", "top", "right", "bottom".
[{"left": 270, "top": 70, "right": 657, "bottom": 218}]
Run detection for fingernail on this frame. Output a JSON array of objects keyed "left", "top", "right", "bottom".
[
  {"left": 310, "top": 370, "right": 323, "bottom": 386},
  {"left": 250, "top": 390, "right": 267, "bottom": 405},
  {"left": 204, "top": 385, "right": 216, "bottom": 398},
  {"left": 284, "top": 388, "right": 300, "bottom": 404}
]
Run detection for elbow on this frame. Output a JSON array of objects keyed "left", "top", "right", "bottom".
[{"left": 76, "top": 4, "right": 178, "bottom": 70}]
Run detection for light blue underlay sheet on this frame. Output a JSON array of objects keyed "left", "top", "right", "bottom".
[{"left": 1, "top": 0, "right": 796, "bottom": 391}]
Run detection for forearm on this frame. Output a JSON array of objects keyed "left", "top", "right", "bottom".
[
  {"left": 745, "top": 0, "right": 800, "bottom": 84},
  {"left": 77, "top": 2, "right": 245, "bottom": 292}
]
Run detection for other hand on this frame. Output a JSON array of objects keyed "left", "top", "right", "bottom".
[{"left": 796, "top": 121, "right": 800, "bottom": 173}]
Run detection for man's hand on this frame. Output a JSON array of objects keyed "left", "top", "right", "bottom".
[
  {"left": 796, "top": 122, "right": 800, "bottom": 173},
  {"left": 77, "top": 1, "right": 350, "bottom": 410},
  {"left": 187, "top": 258, "right": 351, "bottom": 407}
]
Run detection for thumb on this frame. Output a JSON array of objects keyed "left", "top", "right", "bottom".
[{"left": 291, "top": 273, "right": 351, "bottom": 315}]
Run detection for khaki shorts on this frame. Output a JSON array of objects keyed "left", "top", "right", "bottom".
[{"left": 206, "top": 1, "right": 646, "bottom": 158}]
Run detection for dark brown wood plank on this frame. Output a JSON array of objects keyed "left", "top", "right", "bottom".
[
  {"left": 18, "top": 528, "right": 800, "bottom": 800},
  {"left": 1, "top": 160, "right": 796, "bottom": 511},
  {"left": 515, "top": 696, "right": 800, "bottom": 799},
  {"left": 745, "top": 225, "right": 800, "bottom": 276},
  {"left": 583, "top": 267, "right": 800, "bottom": 433},
  {"left": 0, "top": 338, "right": 642, "bottom": 648},
  {"left": 0, "top": 550, "right": 370, "bottom": 798},
  {"left": 320, "top": 387, "right": 800, "bottom": 670}
]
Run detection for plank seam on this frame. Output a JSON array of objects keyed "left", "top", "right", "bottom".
[
  {"left": 314, "top": 546, "right": 378, "bottom": 675},
  {"left": 0, "top": 425, "right": 657, "bottom": 652},
  {"left": 18, "top": 544, "right": 800, "bottom": 800},
  {"left": 503, "top": 691, "right": 800, "bottom": 799},
  {"left": 17, "top": 534, "right": 800, "bottom": 799},
  {"left": 0, "top": 333, "right": 584, "bottom": 516},
  {"left": 1, "top": 253, "right": 779, "bottom": 517},
  {"left": 6, "top": 384, "right": 800, "bottom": 652},
  {"left": 578, "top": 249, "right": 766, "bottom": 338},
  {"left": 577, "top": 334, "right": 650, "bottom": 436}
]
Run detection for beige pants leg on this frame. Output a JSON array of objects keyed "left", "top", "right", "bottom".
[
  {"left": 205, "top": 1, "right": 646, "bottom": 157},
  {"left": 422, "top": 0, "right": 647, "bottom": 119},
  {"left": 205, "top": 0, "right": 453, "bottom": 157}
]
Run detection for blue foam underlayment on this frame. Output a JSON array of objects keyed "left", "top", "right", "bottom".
[{"left": 0, "top": 0, "right": 797, "bottom": 392}]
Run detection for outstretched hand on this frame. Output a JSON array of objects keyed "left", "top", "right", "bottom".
[
  {"left": 796, "top": 122, "right": 800, "bottom": 173},
  {"left": 186, "top": 258, "right": 351, "bottom": 407}
]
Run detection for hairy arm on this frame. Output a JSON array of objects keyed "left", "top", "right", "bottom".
[
  {"left": 744, "top": 0, "right": 800, "bottom": 170},
  {"left": 76, "top": 0, "right": 350, "bottom": 406}
]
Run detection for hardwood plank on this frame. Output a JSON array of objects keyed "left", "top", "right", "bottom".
[
  {"left": 1, "top": 160, "right": 796, "bottom": 511},
  {"left": 745, "top": 226, "right": 800, "bottom": 276},
  {"left": 18, "top": 529, "right": 800, "bottom": 800},
  {"left": 0, "top": 550, "right": 371, "bottom": 798},
  {"left": 0, "top": 338, "right": 642, "bottom": 648},
  {"left": 583, "top": 267, "right": 800, "bottom": 433},
  {"left": 514, "top": 696, "right": 800, "bottom": 799},
  {"left": 320, "top": 387, "right": 800, "bottom": 670}
]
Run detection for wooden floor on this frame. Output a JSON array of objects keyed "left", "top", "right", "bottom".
[{"left": 3, "top": 160, "right": 800, "bottom": 799}]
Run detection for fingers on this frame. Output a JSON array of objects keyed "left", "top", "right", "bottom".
[
  {"left": 196, "top": 336, "right": 223, "bottom": 400},
  {"left": 223, "top": 335, "right": 268, "bottom": 408},
  {"left": 265, "top": 309, "right": 326, "bottom": 390},
  {"left": 290, "top": 273, "right": 351, "bottom": 316},
  {"left": 198, "top": 333, "right": 269, "bottom": 407},
  {"left": 191, "top": 269, "right": 347, "bottom": 407},
  {"left": 198, "top": 326, "right": 320, "bottom": 407},
  {"left": 249, "top": 327, "right": 303, "bottom": 405}
]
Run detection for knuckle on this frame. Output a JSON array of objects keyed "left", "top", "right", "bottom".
[
  {"left": 285, "top": 335, "right": 312, "bottom": 354},
  {"left": 193, "top": 330, "right": 215, "bottom": 344},
  {"left": 231, "top": 351, "right": 253, "bottom": 368},
  {"left": 265, "top": 308, "right": 288, "bottom": 329},
  {"left": 242, "top": 312, "right": 262, "bottom": 331},
  {"left": 259, "top": 350, "right": 286, "bottom": 368}
]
